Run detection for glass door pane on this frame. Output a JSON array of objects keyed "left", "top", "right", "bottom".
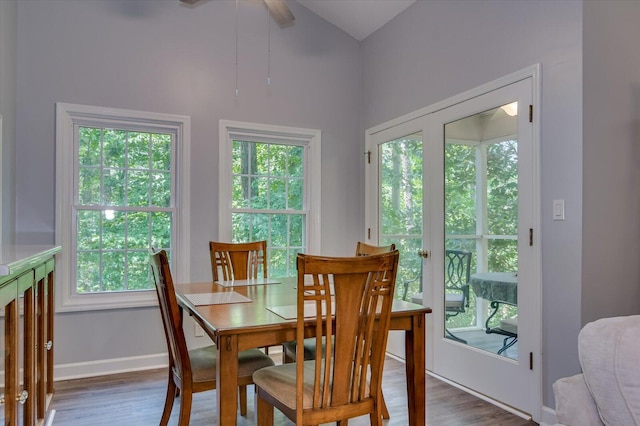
[
  {"left": 443, "top": 103, "right": 519, "bottom": 359},
  {"left": 378, "top": 132, "right": 423, "bottom": 301}
]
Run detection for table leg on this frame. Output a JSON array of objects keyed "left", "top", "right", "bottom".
[
  {"left": 405, "top": 314, "right": 426, "bottom": 426},
  {"left": 217, "top": 334, "right": 239, "bottom": 425}
]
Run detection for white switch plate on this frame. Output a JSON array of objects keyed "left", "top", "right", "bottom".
[{"left": 553, "top": 199, "right": 565, "bottom": 221}]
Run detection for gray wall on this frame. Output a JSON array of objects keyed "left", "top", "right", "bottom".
[
  {"left": 361, "top": 0, "right": 585, "bottom": 410},
  {"left": 15, "top": 0, "right": 362, "bottom": 367},
  {"left": 362, "top": 0, "right": 640, "bottom": 410},
  {"left": 0, "top": 0, "right": 17, "bottom": 245},
  {"left": 582, "top": 1, "right": 640, "bottom": 323}
]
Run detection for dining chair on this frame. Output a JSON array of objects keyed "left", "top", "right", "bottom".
[
  {"left": 209, "top": 240, "right": 268, "bottom": 281},
  {"left": 402, "top": 249, "right": 472, "bottom": 343},
  {"left": 442, "top": 249, "right": 472, "bottom": 343},
  {"left": 281, "top": 242, "right": 396, "bottom": 420},
  {"left": 149, "top": 249, "right": 274, "bottom": 426},
  {"left": 254, "top": 251, "right": 400, "bottom": 425},
  {"left": 282, "top": 242, "right": 397, "bottom": 364}
]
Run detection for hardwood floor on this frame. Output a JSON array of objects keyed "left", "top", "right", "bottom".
[{"left": 50, "top": 355, "right": 536, "bottom": 425}]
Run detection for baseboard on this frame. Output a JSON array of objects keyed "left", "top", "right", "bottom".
[{"left": 52, "top": 353, "right": 169, "bottom": 382}]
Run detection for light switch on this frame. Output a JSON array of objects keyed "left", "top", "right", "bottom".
[{"left": 553, "top": 199, "right": 565, "bottom": 221}]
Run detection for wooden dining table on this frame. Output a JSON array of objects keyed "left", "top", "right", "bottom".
[{"left": 175, "top": 276, "right": 431, "bottom": 426}]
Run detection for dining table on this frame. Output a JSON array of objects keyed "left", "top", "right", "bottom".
[
  {"left": 175, "top": 276, "right": 431, "bottom": 426},
  {"left": 469, "top": 272, "right": 518, "bottom": 353}
]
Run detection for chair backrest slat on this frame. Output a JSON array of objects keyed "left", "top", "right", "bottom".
[
  {"left": 295, "top": 251, "right": 399, "bottom": 423},
  {"left": 209, "top": 241, "right": 267, "bottom": 281}
]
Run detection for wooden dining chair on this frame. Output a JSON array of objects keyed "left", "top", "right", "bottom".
[
  {"left": 149, "top": 249, "right": 274, "bottom": 426},
  {"left": 355, "top": 241, "right": 396, "bottom": 257},
  {"left": 253, "top": 250, "right": 400, "bottom": 425},
  {"left": 283, "top": 242, "right": 397, "bottom": 362},
  {"left": 209, "top": 240, "right": 267, "bottom": 281}
]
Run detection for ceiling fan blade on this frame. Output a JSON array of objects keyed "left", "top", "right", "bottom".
[
  {"left": 179, "top": 0, "right": 202, "bottom": 5},
  {"left": 264, "top": 0, "right": 295, "bottom": 27}
]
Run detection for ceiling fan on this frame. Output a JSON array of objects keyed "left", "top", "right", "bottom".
[{"left": 179, "top": 0, "right": 295, "bottom": 27}]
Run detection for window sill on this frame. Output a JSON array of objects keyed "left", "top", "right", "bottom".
[{"left": 56, "top": 290, "right": 158, "bottom": 313}]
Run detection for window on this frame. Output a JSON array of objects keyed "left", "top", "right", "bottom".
[
  {"left": 219, "top": 121, "right": 321, "bottom": 277},
  {"left": 56, "top": 103, "right": 190, "bottom": 311}
]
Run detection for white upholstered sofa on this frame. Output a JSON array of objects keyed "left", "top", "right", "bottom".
[{"left": 553, "top": 315, "right": 640, "bottom": 426}]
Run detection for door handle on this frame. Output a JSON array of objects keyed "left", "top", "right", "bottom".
[{"left": 417, "top": 249, "right": 429, "bottom": 259}]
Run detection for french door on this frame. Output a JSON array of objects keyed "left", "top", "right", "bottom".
[{"left": 365, "top": 72, "right": 540, "bottom": 419}]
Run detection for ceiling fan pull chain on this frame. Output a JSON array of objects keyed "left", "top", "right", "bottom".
[
  {"left": 267, "top": 7, "right": 272, "bottom": 87},
  {"left": 235, "top": 0, "right": 239, "bottom": 97}
]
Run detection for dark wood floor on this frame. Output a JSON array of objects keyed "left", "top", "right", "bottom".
[{"left": 50, "top": 355, "right": 536, "bottom": 426}]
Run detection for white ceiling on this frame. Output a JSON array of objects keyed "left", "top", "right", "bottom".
[{"left": 295, "top": 0, "right": 416, "bottom": 41}]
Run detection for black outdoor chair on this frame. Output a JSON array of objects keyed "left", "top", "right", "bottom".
[{"left": 402, "top": 249, "right": 472, "bottom": 343}]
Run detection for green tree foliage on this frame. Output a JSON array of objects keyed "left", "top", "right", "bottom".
[
  {"left": 231, "top": 141, "right": 305, "bottom": 277},
  {"left": 76, "top": 128, "right": 174, "bottom": 293}
]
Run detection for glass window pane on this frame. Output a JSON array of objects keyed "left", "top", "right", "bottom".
[
  {"left": 79, "top": 127, "right": 101, "bottom": 166},
  {"left": 232, "top": 141, "right": 246, "bottom": 175},
  {"left": 128, "top": 132, "right": 150, "bottom": 170},
  {"left": 250, "top": 177, "right": 268, "bottom": 209},
  {"left": 151, "top": 134, "right": 172, "bottom": 170},
  {"left": 77, "top": 210, "right": 101, "bottom": 250},
  {"left": 151, "top": 172, "right": 171, "bottom": 207},
  {"left": 78, "top": 167, "right": 101, "bottom": 205},
  {"left": 232, "top": 176, "right": 249, "bottom": 208},
  {"left": 269, "top": 248, "right": 287, "bottom": 278},
  {"left": 269, "top": 178, "right": 287, "bottom": 209},
  {"left": 127, "top": 251, "right": 150, "bottom": 290},
  {"left": 269, "top": 145, "right": 287, "bottom": 176},
  {"left": 271, "top": 215, "right": 287, "bottom": 247},
  {"left": 445, "top": 143, "right": 476, "bottom": 235},
  {"left": 102, "top": 210, "right": 126, "bottom": 249},
  {"left": 289, "top": 215, "right": 303, "bottom": 246},
  {"left": 102, "top": 251, "right": 126, "bottom": 291},
  {"left": 255, "top": 143, "right": 269, "bottom": 175},
  {"left": 103, "top": 169, "right": 125, "bottom": 206},
  {"left": 488, "top": 239, "right": 518, "bottom": 272},
  {"left": 151, "top": 212, "right": 172, "bottom": 250},
  {"left": 103, "top": 129, "right": 126, "bottom": 168},
  {"left": 232, "top": 213, "right": 251, "bottom": 243},
  {"left": 128, "top": 170, "right": 150, "bottom": 206},
  {"left": 128, "top": 212, "right": 150, "bottom": 249},
  {"left": 231, "top": 139, "right": 308, "bottom": 275},
  {"left": 288, "top": 178, "right": 303, "bottom": 210},
  {"left": 487, "top": 140, "right": 518, "bottom": 235},
  {"left": 76, "top": 251, "right": 101, "bottom": 293},
  {"left": 251, "top": 213, "right": 270, "bottom": 242},
  {"left": 74, "top": 122, "right": 176, "bottom": 294},
  {"left": 288, "top": 146, "right": 304, "bottom": 177}
]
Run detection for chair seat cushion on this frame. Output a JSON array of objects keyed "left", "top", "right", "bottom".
[
  {"left": 578, "top": 315, "right": 640, "bottom": 426},
  {"left": 254, "top": 361, "right": 319, "bottom": 410},
  {"left": 187, "top": 345, "right": 274, "bottom": 383},
  {"left": 445, "top": 293, "right": 464, "bottom": 309},
  {"left": 254, "top": 360, "right": 369, "bottom": 411},
  {"left": 499, "top": 317, "right": 518, "bottom": 334}
]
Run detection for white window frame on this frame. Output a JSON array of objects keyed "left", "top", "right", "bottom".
[
  {"left": 55, "top": 103, "right": 190, "bottom": 312},
  {"left": 218, "top": 120, "right": 321, "bottom": 255}
]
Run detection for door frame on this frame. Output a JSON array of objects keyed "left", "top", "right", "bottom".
[{"left": 365, "top": 64, "right": 542, "bottom": 421}]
